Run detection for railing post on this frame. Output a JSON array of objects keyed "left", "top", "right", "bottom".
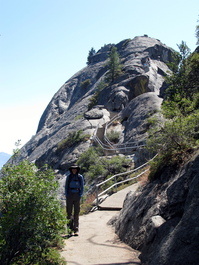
[
  {"left": 114, "top": 176, "right": 117, "bottom": 192},
  {"left": 96, "top": 185, "right": 99, "bottom": 208}
]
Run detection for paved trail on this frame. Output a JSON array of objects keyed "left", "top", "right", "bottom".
[
  {"left": 60, "top": 183, "right": 143, "bottom": 265},
  {"left": 60, "top": 210, "right": 141, "bottom": 265}
]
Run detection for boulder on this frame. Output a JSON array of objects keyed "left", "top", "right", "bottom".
[
  {"left": 84, "top": 108, "right": 104, "bottom": 119},
  {"left": 107, "top": 86, "right": 129, "bottom": 111},
  {"left": 121, "top": 92, "right": 163, "bottom": 143}
]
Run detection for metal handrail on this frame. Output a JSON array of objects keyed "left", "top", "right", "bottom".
[
  {"left": 93, "top": 134, "right": 145, "bottom": 153},
  {"left": 93, "top": 134, "right": 145, "bottom": 152},
  {"left": 92, "top": 135, "right": 115, "bottom": 151},
  {"left": 95, "top": 154, "right": 157, "bottom": 207},
  {"left": 96, "top": 160, "right": 149, "bottom": 188},
  {"left": 104, "top": 113, "right": 121, "bottom": 146},
  {"left": 96, "top": 168, "right": 149, "bottom": 205},
  {"left": 92, "top": 111, "right": 146, "bottom": 153},
  {"left": 103, "top": 113, "right": 146, "bottom": 151},
  {"left": 95, "top": 164, "right": 149, "bottom": 207},
  {"left": 92, "top": 112, "right": 156, "bottom": 208}
]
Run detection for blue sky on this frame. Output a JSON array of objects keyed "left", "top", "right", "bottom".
[{"left": 0, "top": 0, "right": 198, "bottom": 155}]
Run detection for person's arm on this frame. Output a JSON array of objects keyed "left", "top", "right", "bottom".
[
  {"left": 65, "top": 175, "right": 69, "bottom": 197},
  {"left": 80, "top": 175, "right": 84, "bottom": 197}
]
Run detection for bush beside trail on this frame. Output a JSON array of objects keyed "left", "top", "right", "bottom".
[{"left": 0, "top": 160, "right": 66, "bottom": 265}]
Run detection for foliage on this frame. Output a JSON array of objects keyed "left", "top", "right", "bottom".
[
  {"left": 146, "top": 39, "right": 199, "bottom": 180},
  {"left": 165, "top": 41, "right": 199, "bottom": 104},
  {"left": 77, "top": 147, "right": 104, "bottom": 180},
  {"left": 165, "top": 41, "right": 199, "bottom": 106},
  {"left": 147, "top": 100, "right": 199, "bottom": 179},
  {"left": 0, "top": 160, "right": 66, "bottom": 265},
  {"left": 80, "top": 194, "right": 96, "bottom": 215},
  {"left": 57, "top": 130, "right": 90, "bottom": 151},
  {"left": 196, "top": 17, "right": 199, "bottom": 45},
  {"left": 106, "top": 46, "right": 123, "bottom": 82},
  {"left": 88, "top": 81, "right": 108, "bottom": 110},
  {"left": 87, "top": 47, "right": 96, "bottom": 65},
  {"left": 122, "top": 39, "right": 131, "bottom": 49},
  {"left": 106, "top": 130, "right": 120, "bottom": 144},
  {"left": 147, "top": 108, "right": 199, "bottom": 154},
  {"left": 165, "top": 41, "right": 191, "bottom": 100},
  {"left": 74, "top": 114, "right": 84, "bottom": 120},
  {"left": 80, "top": 79, "right": 91, "bottom": 89},
  {"left": 12, "top": 140, "right": 22, "bottom": 161},
  {"left": 186, "top": 52, "right": 199, "bottom": 97},
  {"left": 99, "top": 156, "right": 132, "bottom": 191},
  {"left": 101, "top": 155, "right": 130, "bottom": 176},
  {"left": 77, "top": 147, "right": 131, "bottom": 183}
]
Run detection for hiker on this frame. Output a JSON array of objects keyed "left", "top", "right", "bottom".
[{"left": 65, "top": 165, "right": 84, "bottom": 234}]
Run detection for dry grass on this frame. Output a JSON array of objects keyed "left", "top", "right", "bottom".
[
  {"left": 138, "top": 167, "right": 150, "bottom": 186},
  {"left": 80, "top": 193, "right": 96, "bottom": 215}
]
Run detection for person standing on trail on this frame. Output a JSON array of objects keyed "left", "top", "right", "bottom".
[{"left": 65, "top": 165, "right": 84, "bottom": 234}]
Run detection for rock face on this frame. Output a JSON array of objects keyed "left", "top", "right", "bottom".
[
  {"left": 11, "top": 35, "right": 172, "bottom": 173},
  {"left": 121, "top": 92, "right": 163, "bottom": 143},
  {"left": 115, "top": 150, "right": 199, "bottom": 265}
]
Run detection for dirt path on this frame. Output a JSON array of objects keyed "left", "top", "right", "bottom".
[{"left": 60, "top": 210, "right": 141, "bottom": 265}]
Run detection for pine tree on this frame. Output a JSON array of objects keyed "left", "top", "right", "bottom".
[
  {"left": 196, "top": 17, "right": 199, "bottom": 45},
  {"left": 87, "top": 47, "right": 96, "bottom": 65},
  {"left": 106, "top": 46, "right": 123, "bottom": 82}
]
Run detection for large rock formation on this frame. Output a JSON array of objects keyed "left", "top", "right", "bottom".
[
  {"left": 11, "top": 35, "right": 172, "bottom": 173},
  {"left": 115, "top": 149, "right": 199, "bottom": 265},
  {"left": 121, "top": 92, "right": 163, "bottom": 143},
  {"left": 4, "top": 36, "right": 199, "bottom": 265}
]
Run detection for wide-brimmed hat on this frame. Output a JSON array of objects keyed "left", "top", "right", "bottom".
[{"left": 69, "top": 165, "right": 80, "bottom": 171}]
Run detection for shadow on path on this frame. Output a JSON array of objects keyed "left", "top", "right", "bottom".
[{"left": 60, "top": 210, "right": 141, "bottom": 265}]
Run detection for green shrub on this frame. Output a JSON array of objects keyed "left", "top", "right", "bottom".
[
  {"left": 0, "top": 161, "right": 66, "bottom": 265},
  {"left": 122, "top": 39, "right": 131, "bottom": 48},
  {"left": 57, "top": 130, "right": 90, "bottom": 151},
  {"left": 77, "top": 147, "right": 131, "bottom": 183},
  {"left": 87, "top": 163, "right": 107, "bottom": 181},
  {"left": 146, "top": 106, "right": 199, "bottom": 180},
  {"left": 80, "top": 79, "right": 91, "bottom": 89},
  {"left": 75, "top": 114, "right": 83, "bottom": 120},
  {"left": 77, "top": 147, "right": 104, "bottom": 179},
  {"left": 88, "top": 95, "right": 98, "bottom": 110},
  {"left": 80, "top": 194, "right": 96, "bottom": 215},
  {"left": 87, "top": 47, "right": 96, "bottom": 65},
  {"left": 102, "top": 155, "right": 130, "bottom": 175},
  {"left": 106, "top": 130, "right": 120, "bottom": 144},
  {"left": 88, "top": 81, "right": 107, "bottom": 110},
  {"left": 77, "top": 147, "right": 132, "bottom": 210}
]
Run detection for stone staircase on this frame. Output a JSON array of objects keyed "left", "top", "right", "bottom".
[
  {"left": 91, "top": 110, "right": 152, "bottom": 211},
  {"left": 95, "top": 124, "right": 117, "bottom": 155},
  {"left": 93, "top": 110, "right": 145, "bottom": 156}
]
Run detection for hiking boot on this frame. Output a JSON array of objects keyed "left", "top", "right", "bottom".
[{"left": 74, "top": 227, "right": 79, "bottom": 235}]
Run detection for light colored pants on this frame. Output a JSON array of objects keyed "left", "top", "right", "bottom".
[{"left": 66, "top": 192, "right": 80, "bottom": 231}]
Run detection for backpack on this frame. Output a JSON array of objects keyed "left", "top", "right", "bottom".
[{"left": 68, "top": 173, "right": 82, "bottom": 187}]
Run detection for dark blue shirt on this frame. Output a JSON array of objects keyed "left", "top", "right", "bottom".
[{"left": 65, "top": 173, "right": 84, "bottom": 197}]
